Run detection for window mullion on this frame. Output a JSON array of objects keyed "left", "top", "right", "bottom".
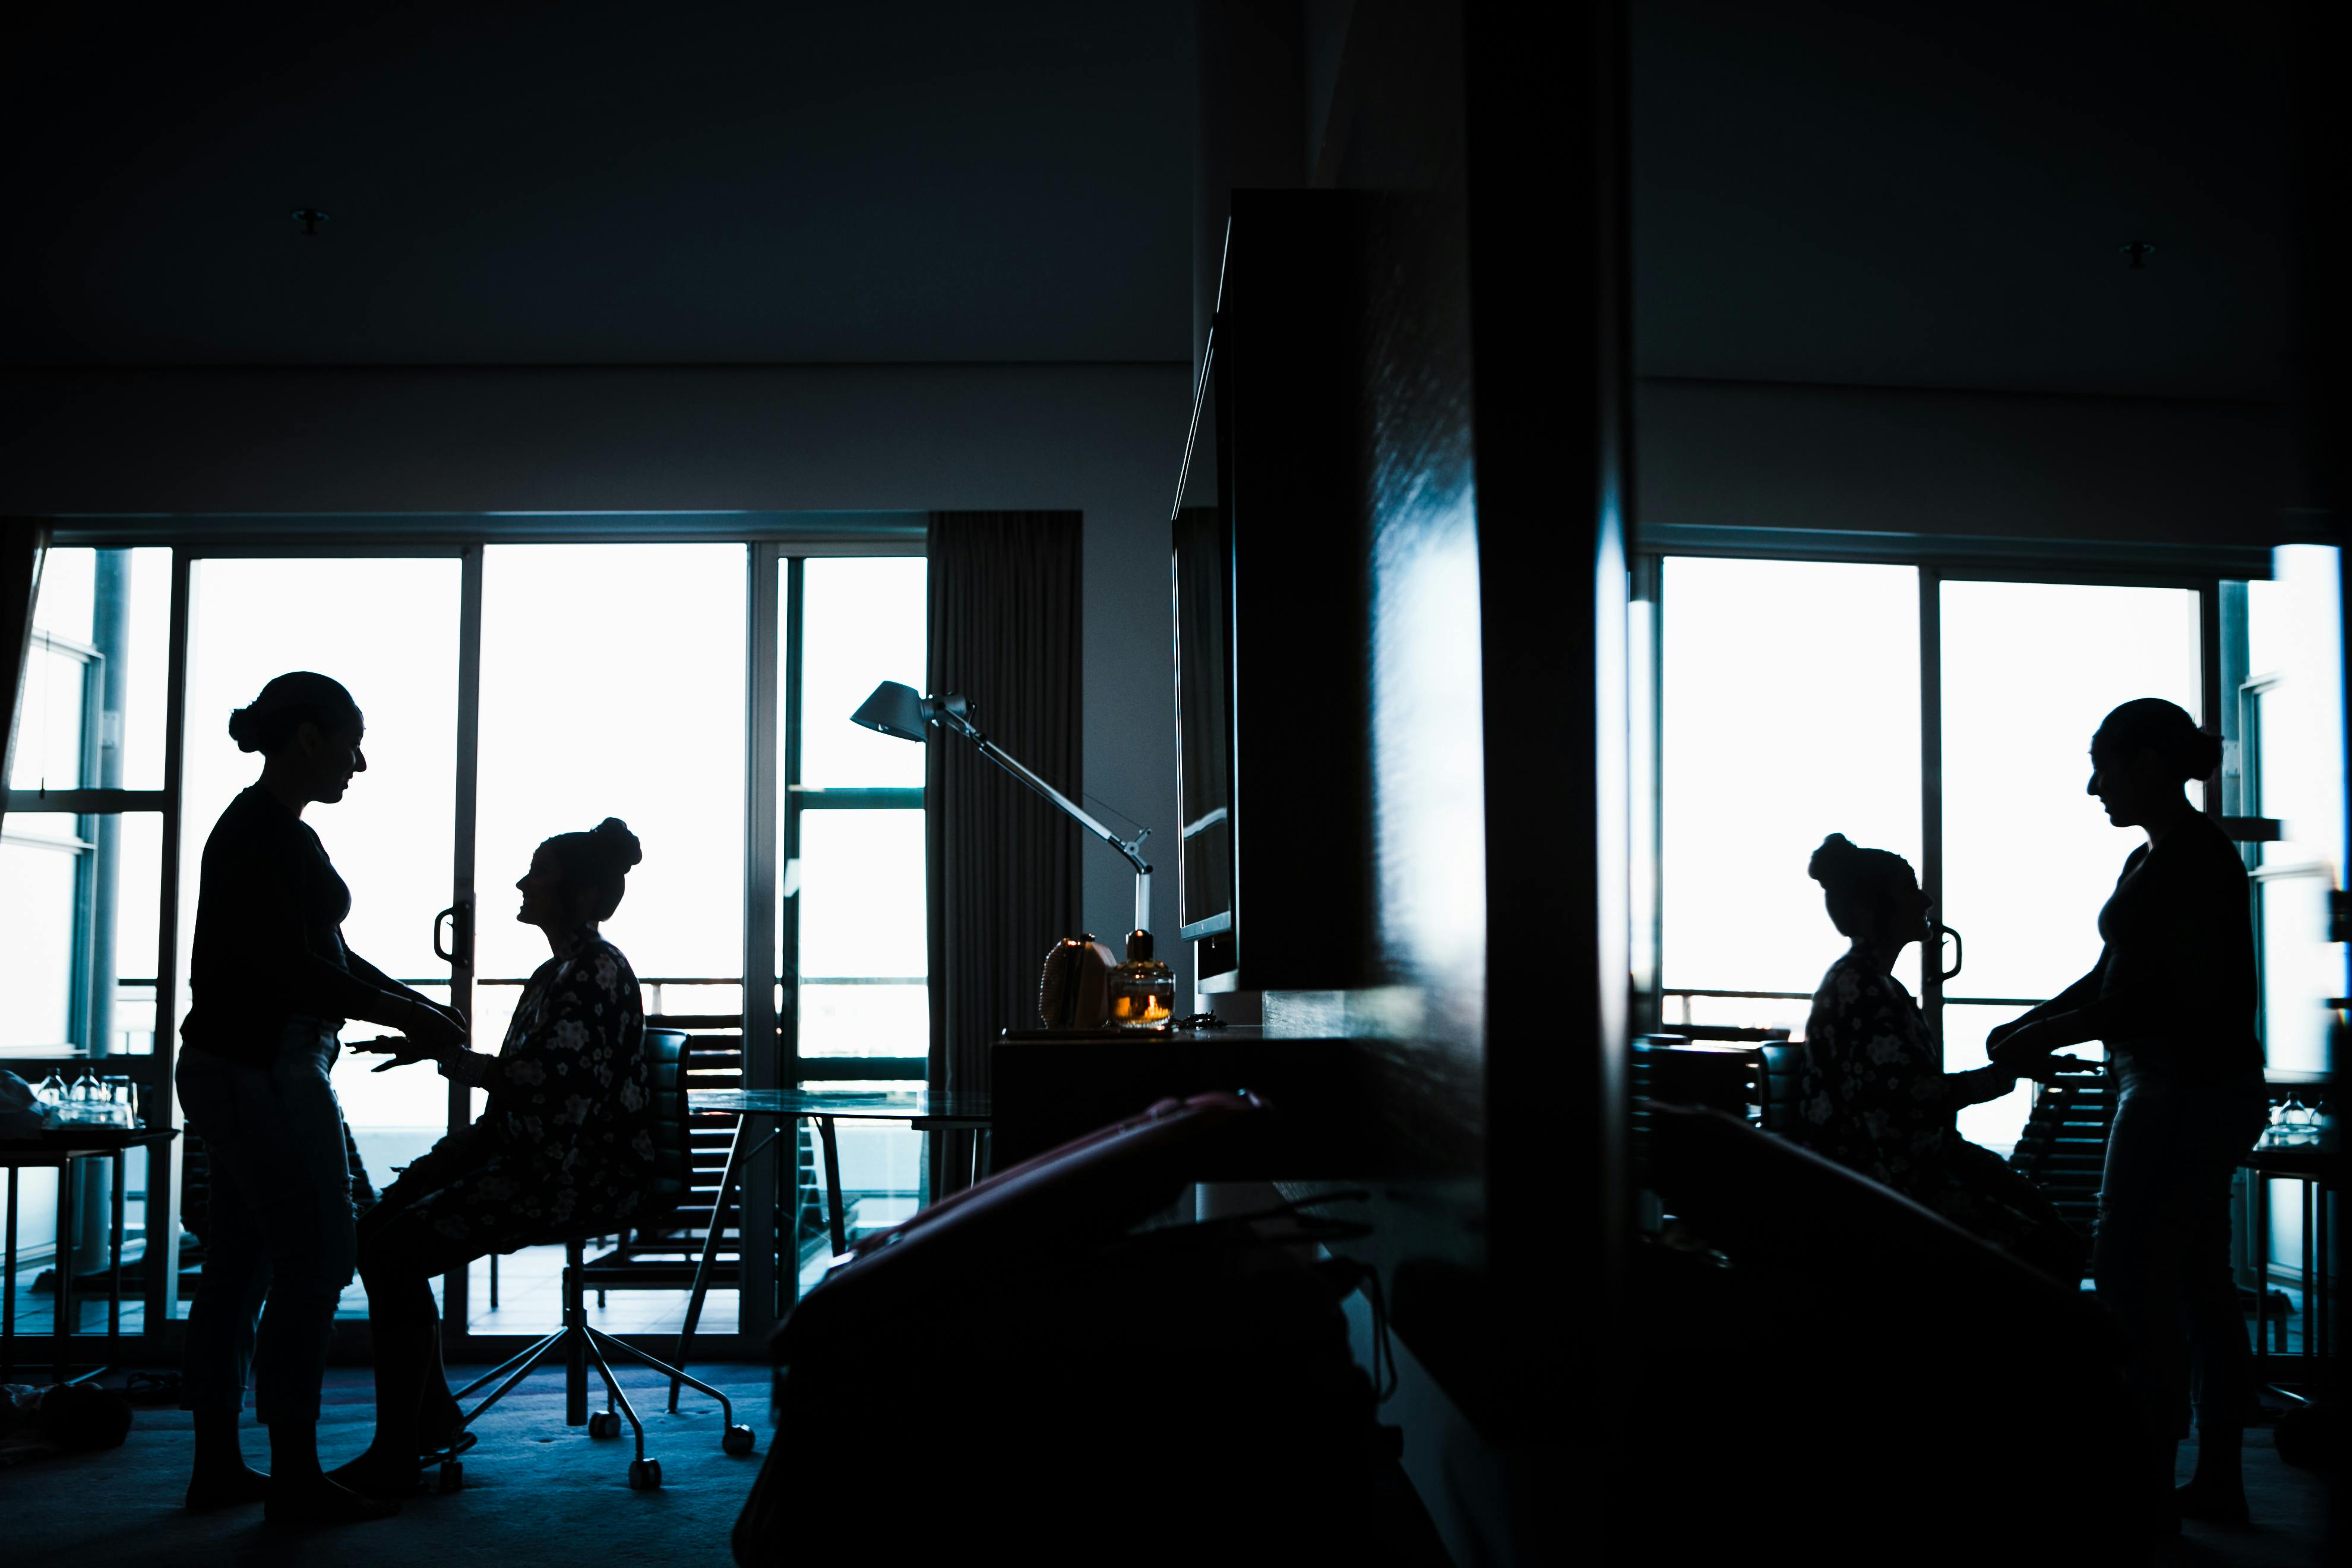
[{"left": 1918, "top": 567, "right": 1945, "bottom": 1040}]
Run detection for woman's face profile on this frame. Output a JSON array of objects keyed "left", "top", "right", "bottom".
[
  {"left": 295, "top": 717, "right": 366, "bottom": 804},
  {"left": 2086, "top": 738, "right": 2163, "bottom": 828},
  {"left": 515, "top": 845, "right": 577, "bottom": 928}
]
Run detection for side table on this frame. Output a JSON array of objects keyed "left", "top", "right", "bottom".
[{"left": 1, "top": 1126, "right": 179, "bottom": 1384}]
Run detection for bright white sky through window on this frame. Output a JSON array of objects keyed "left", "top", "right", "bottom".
[{"left": 1662, "top": 557, "right": 1923, "bottom": 1021}]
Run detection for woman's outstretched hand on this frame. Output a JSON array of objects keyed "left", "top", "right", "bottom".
[
  {"left": 351, "top": 1036, "right": 440, "bottom": 1074},
  {"left": 402, "top": 998, "right": 467, "bottom": 1057},
  {"left": 1986, "top": 1014, "right": 2082, "bottom": 1067},
  {"left": 2020, "top": 1054, "right": 2104, "bottom": 1085}
]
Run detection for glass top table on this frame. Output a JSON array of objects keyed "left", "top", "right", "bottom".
[
  {"left": 687, "top": 1087, "right": 991, "bottom": 1126},
  {"left": 668, "top": 1086, "right": 992, "bottom": 1402}
]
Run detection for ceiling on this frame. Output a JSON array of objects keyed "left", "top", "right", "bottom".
[
  {"left": 1, "top": 2, "right": 1193, "bottom": 366},
  {"left": 3, "top": 1, "right": 2303, "bottom": 401},
  {"left": 1630, "top": 0, "right": 2301, "bottom": 400}
]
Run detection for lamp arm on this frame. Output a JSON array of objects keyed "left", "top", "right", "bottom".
[{"left": 969, "top": 736, "right": 1154, "bottom": 875}]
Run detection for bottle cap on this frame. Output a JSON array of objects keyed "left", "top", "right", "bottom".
[{"left": 1126, "top": 928, "right": 1153, "bottom": 962}]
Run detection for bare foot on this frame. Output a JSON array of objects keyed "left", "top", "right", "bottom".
[
  {"left": 263, "top": 1476, "right": 400, "bottom": 1525},
  {"left": 185, "top": 1463, "right": 271, "bottom": 1511},
  {"left": 2175, "top": 1480, "right": 2250, "bottom": 1526},
  {"left": 325, "top": 1448, "right": 426, "bottom": 1500}
]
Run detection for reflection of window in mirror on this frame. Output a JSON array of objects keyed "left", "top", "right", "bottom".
[{"left": 2243, "top": 543, "right": 2346, "bottom": 1077}]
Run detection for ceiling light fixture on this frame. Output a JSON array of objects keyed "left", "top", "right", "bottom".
[
  {"left": 291, "top": 208, "right": 330, "bottom": 237},
  {"left": 2119, "top": 239, "right": 2156, "bottom": 269}
]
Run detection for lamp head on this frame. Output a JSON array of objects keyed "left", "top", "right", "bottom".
[{"left": 851, "top": 680, "right": 932, "bottom": 742}]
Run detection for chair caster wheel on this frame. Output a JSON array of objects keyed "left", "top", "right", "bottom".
[
  {"left": 589, "top": 1411, "right": 621, "bottom": 1439},
  {"left": 628, "top": 1458, "right": 662, "bottom": 1490},
  {"left": 722, "top": 1424, "right": 755, "bottom": 1456},
  {"left": 438, "top": 1461, "right": 464, "bottom": 1494}
]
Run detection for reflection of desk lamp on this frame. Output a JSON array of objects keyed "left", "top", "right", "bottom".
[{"left": 852, "top": 680, "right": 1153, "bottom": 937}]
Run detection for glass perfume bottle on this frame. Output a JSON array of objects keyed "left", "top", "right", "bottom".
[{"left": 1107, "top": 929, "right": 1175, "bottom": 1032}]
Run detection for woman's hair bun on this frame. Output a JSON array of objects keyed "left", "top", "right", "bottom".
[
  {"left": 2095, "top": 698, "right": 2222, "bottom": 784},
  {"left": 1807, "top": 833, "right": 1860, "bottom": 885},
  {"left": 590, "top": 817, "right": 643, "bottom": 869},
  {"left": 226, "top": 672, "right": 360, "bottom": 756}
]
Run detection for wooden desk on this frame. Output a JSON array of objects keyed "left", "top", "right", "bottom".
[
  {"left": 991, "top": 1028, "right": 1416, "bottom": 1176},
  {"left": 0, "top": 1126, "right": 178, "bottom": 1383}
]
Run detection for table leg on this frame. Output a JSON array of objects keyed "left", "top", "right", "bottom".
[
  {"left": 2319, "top": 1184, "right": 2332, "bottom": 1361},
  {"left": 2295, "top": 1181, "right": 2309, "bottom": 1361},
  {"left": 4, "top": 1168, "right": 18, "bottom": 1382},
  {"left": 109, "top": 1149, "right": 126, "bottom": 1361},
  {"left": 818, "top": 1117, "right": 848, "bottom": 1256},
  {"left": 2254, "top": 1174, "right": 2271, "bottom": 1374},
  {"left": 54, "top": 1155, "right": 75, "bottom": 1383},
  {"left": 670, "top": 1112, "right": 750, "bottom": 1414}
]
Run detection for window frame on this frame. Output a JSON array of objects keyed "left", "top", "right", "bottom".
[{"left": 1637, "top": 535, "right": 2250, "bottom": 1056}]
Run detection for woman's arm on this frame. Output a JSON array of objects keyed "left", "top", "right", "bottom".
[
  {"left": 1984, "top": 957, "right": 2106, "bottom": 1054},
  {"left": 342, "top": 947, "right": 467, "bottom": 1044},
  {"left": 1929, "top": 1062, "right": 2021, "bottom": 1111}
]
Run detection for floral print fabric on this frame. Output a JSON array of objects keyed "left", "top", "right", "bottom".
[
  {"left": 1793, "top": 953, "right": 2082, "bottom": 1276},
  {"left": 1794, "top": 953, "right": 1970, "bottom": 1196},
  {"left": 375, "top": 937, "right": 655, "bottom": 1251}
]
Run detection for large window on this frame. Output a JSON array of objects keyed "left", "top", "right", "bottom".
[
  {"left": 1655, "top": 555, "right": 2217, "bottom": 1152},
  {"left": 2, "top": 533, "right": 927, "bottom": 1349}
]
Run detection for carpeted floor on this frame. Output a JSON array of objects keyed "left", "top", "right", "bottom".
[
  {"left": 1, "top": 1365, "right": 2332, "bottom": 1566},
  {"left": 2, "top": 1364, "right": 773, "bottom": 1568}
]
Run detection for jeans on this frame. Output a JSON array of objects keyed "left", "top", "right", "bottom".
[
  {"left": 176, "top": 1022, "right": 356, "bottom": 1424},
  {"left": 2093, "top": 1064, "right": 2270, "bottom": 1440}
]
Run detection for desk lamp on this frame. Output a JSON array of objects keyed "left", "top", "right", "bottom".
[{"left": 851, "top": 680, "right": 1154, "bottom": 938}]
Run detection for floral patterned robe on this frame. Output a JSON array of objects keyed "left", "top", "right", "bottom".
[
  {"left": 1794, "top": 953, "right": 2082, "bottom": 1276},
  {"left": 375, "top": 937, "right": 656, "bottom": 1253}
]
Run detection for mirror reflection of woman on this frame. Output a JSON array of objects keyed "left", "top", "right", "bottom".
[
  {"left": 332, "top": 820, "right": 655, "bottom": 1497},
  {"left": 1792, "top": 834, "right": 2083, "bottom": 1281},
  {"left": 176, "top": 673, "right": 468, "bottom": 1525},
  {"left": 1988, "top": 698, "right": 2269, "bottom": 1531}
]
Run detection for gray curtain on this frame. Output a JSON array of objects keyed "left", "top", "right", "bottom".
[
  {"left": 925, "top": 511, "right": 1083, "bottom": 1190},
  {"left": 0, "top": 520, "right": 49, "bottom": 840}
]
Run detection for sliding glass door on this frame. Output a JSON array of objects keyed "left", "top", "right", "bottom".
[
  {"left": 177, "top": 553, "right": 467, "bottom": 1319},
  {"left": 1933, "top": 578, "right": 2205, "bottom": 1146}
]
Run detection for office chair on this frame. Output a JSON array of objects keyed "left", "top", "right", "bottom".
[{"left": 443, "top": 1029, "right": 755, "bottom": 1491}]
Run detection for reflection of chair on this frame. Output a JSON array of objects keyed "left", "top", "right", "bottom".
[
  {"left": 2005, "top": 1076, "right": 2113, "bottom": 1245},
  {"left": 445, "top": 1030, "right": 754, "bottom": 1492},
  {"left": 1757, "top": 1043, "right": 1803, "bottom": 1134}
]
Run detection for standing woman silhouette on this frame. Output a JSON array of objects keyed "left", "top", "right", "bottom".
[
  {"left": 1987, "top": 698, "right": 2269, "bottom": 1531},
  {"left": 175, "top": 672, "right": 467, "bottom": 1525}
]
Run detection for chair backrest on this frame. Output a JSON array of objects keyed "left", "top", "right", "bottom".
[
  {"left": 643, "top": 1028, "right": 691, "bottom": 1221},
  {"left": 2006, "top": 1076, "right": 2114, "bottom": 1241},
  {"left": 1757, "top": 1042, "right": 1804, "bottom": 1134}
]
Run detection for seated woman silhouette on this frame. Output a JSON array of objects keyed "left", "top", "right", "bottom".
[
  {"left": 332, "top": 819, "right": 653, "bottom": 1495},
  {"left": 1793, "top": 834, "right": 2082, "bottom": 1281}
]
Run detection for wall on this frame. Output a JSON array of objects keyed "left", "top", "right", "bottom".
[
  {"left": 0, "top": 362, "right": 1194, "bottom": 946},
  {"left": 1637, "top": 377, "right": 2313, "bottom": 546}
]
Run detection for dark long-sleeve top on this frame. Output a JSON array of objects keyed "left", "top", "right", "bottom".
[
  {"left": 2059, "top": 814, "right": 2262, "bottom": 1083},
  {"left": 439, "top": 937, "right": 655, "bottom": 1221},
  {"left": 1793, "top": 953, "right": 2013, "bottom": 1202},
  {"left": 182, "top": 786, "right": 406, "bottom": 1066}
]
